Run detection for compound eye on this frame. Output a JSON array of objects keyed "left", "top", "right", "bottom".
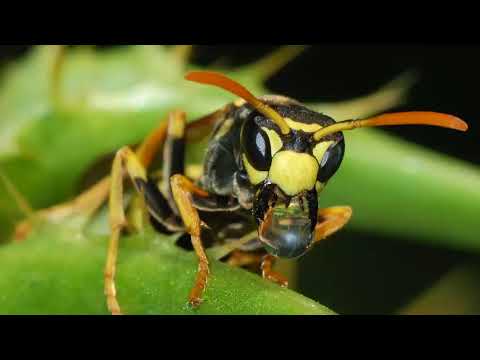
[
  {"left": 317, "top": 138, "right": 345, "bottom": 183},
  {"left": 241, "top": 117, "right": 272, "bottom": 171}
]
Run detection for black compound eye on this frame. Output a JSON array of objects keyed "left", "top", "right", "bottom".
[
  {"left": 241, "top": 117, "right": 272, "bottom": 171},
  {"left": 317, "top": 138, "right": 345, "bottom": 183}
]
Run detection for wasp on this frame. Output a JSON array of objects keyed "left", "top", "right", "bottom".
[{"left": 103, "top": 71, "right": 468, "bottom": 314}]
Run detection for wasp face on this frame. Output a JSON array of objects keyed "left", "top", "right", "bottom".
[{"left": 239, "top": 99, "right": 345, "bottom": 258}]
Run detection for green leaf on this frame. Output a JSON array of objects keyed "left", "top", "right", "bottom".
[
  {"left": 398, "top": 263, "right": 480, "bottom": 315},
  {"left": 0, "top": 223, "right": 334, "bottom": 315},
  {"left": 321, "top": 129, "right": 480, "bottom": 252}
]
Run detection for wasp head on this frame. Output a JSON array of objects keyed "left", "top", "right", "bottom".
[{"left": 239, "top": 99, "right": 345, "bottom": 258}]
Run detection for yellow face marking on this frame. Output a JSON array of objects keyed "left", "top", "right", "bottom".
[
  {"left": 269, "top": 151, "right": 319, "bottom": 196},
  {"left": 262, "top": 127, "right": 283, "bottom": 155},
  {"left": 313, "top": 140, "right": 334, "bottom": 164},
  {"left": 284, "top": 118, "right": 322, "bottom": 133},
  {"left": 242, "top": 154, "right": 268, "bottom": 185}
]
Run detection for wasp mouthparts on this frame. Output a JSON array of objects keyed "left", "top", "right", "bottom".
[{"left": 258, "top": 198, "right": 314, "bottom": 259}]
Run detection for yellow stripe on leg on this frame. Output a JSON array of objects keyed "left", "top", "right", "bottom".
[{"left": 105, "top": 146, "right": 151, "bottom": 315}]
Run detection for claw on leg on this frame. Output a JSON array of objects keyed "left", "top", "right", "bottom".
[{"left": 261, "top": 255, "right": 289, "bottom": 288}]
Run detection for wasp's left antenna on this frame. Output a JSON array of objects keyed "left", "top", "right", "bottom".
[{"left": 185, "top": 71, "right": 291, "bottom": 135}]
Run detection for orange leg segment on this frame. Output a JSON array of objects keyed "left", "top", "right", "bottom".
[
  {"left": 261, "top": 255, "right": 289, "bottom": 287},
  {"left": 170, "top": 174, "right": 211, "bottom": 308},
  {"left": 261, "top": 206, "right": 352, "bottom": 288},
  {"left": 314, "top": 206, "right": 352, "bottom": 243}
]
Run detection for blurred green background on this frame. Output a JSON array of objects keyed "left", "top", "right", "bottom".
[{"left": 0, "top": 45, "right": 479, "bottom": 314}]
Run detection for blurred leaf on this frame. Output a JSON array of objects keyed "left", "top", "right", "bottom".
[
  {"left": 321, "top": 130, "right": 480, "bottom": 252},
  {"left": 0, "top": 222, "right": 334, "bottom": 315},
  {"left": 298, "top": 230, "right": 466, "bottom": 314},
  {"left": 398, "top": 262, "right": 480, "bottom": 314}
]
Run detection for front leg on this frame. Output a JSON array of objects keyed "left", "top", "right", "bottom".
[
  {"left": 261, "top": 255, "right": 289, "bottom": 287},
  {"left": 314, "top": 206, "right": 352, "bottom": 243},
  {"left": 170, "top": 174, "right": 211, "bottom": 308},
  {"left": 261, "top": 206, "right": 352, "bottom": 287},
  {"left": 105, "top": 146, "right": 148, "bottom": 315}
]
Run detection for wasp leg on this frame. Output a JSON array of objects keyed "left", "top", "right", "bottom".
[
  {"left": 13, "top": 117, "right": 172, "bottom": 242},
  {"left": 161, "top": 111, "right": 186, "bottom": 212},
  {"left": 170, "top": 174, "right": 212, "bottom": 308},
  {"left": 127, "top": 111, "right": 187, "bottom": 233},
  {"left": 260, "top": 206, "right": 352, "bottom": 289},
  {"left": 105, "top": 143, "right": 186, "bottom": 314},
  {"left": 261, "top": 255, "right": 289, "bottom": 287},
  {"left": 14, "top": 108, "right": 224, "bottom": 242},
  {"left": 105, "top": 146, "right": 154, "bottom": 315},
  {"left": 314, "top": 206, "right": 353, "bottom": 243},
  {"left": 106, "top": 108, "right": 208, "bottom": 314}
]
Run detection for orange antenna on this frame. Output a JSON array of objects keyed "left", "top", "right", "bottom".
[
  {"left": 313, "top": 111, "right": 468, "bottom": 141},
  {"left": 185, "top": 71, "right": 291, "bottom": 135}
]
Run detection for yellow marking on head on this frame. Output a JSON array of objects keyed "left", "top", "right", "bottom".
[
  {"left": 242, "top": 154, "right": 268, "bottom": 185},
  {"left": 269, "top": 151, "right": 319, "bottom": 196},
  {"left": 312, "top": 140, "right": 334, "bottom": 164},
  {"left": 284, "top": 118, "right": 322, "bottom": 133},
  {"left": 262, "top": 127, "right": 283, "bottom": 155},
  {"left": 214, "top": 118, "right": 234, "bottom": 140}
]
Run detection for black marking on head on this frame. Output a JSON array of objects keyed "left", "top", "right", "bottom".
[
  {"left": 249, "top": 102, "right": 336, "bottom": 131},
  {"left": 317, "top": 137, "right": 345, "bottom": 183},
  {"left": 281, "top": 130, "right": 311, "bottom": 152},
  {"left": 241, "top": 113, "right": 272, "bottom": 171},
  {"left": 236, "top": 99, "right": 341, "bottom": 156}
]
